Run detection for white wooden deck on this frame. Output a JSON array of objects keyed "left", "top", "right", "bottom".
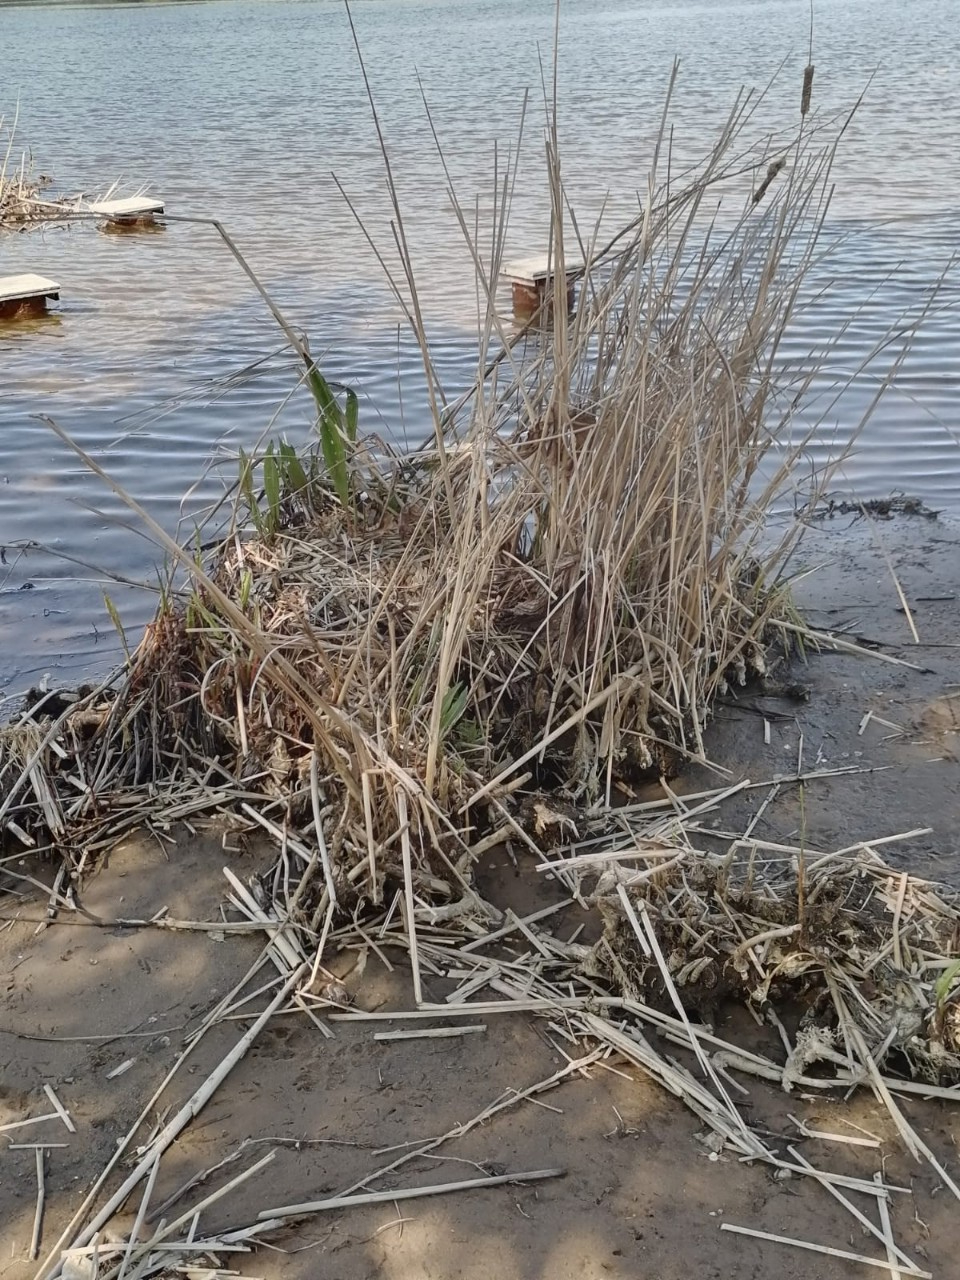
[
  {"left": 89, "top": 196, "right": 165, "bottom": 219},
  {"left": 0, "top": 273, "right": 61, "bottom": 303}
]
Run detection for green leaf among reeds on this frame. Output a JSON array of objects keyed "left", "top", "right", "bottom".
[
  {"left": 102, "top": 591, "right": 130, "bottom": 661},
  {"left": 307, "top": 365, "right": 353, "bottom": 509},
  {"left": 238, "top": 447, "right": 266, "bottom": 536},
  {"left": 936, "top": 961, "right": 960, "bottom": 1009},
  {"left": 263, "top": 443, "right": 281, "bottom": 532},
  {"left": 439, "top": 682, "right": 469, "bottom": 739},
  {"left": 345, "top": 388, "right": 359, "bottom": 443},
  {"left": 279, "top": 440, "right": 309, "bottom": 499}
]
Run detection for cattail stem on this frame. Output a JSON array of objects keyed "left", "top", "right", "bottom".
[{"left": 801, "top": 64, "right": 815, "bottom": 116}]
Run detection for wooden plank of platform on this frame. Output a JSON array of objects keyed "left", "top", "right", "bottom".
[
  {"left": 89, "top": 196, "right": 164, "bottom": 219},
  {"left": 0, "top": 273, "right": 61, "bottom": 303}
]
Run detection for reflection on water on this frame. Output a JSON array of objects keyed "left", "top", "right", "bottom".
[{"left": 1, "top": 0, "right": 959, "bottom": 690}]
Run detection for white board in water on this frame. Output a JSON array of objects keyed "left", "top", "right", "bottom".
[
  {"left": 0, "top": 273, "right": 61, "bottom": 302},
  {"left": 89, "top": 196, "right": 165, "bottom": 218}
]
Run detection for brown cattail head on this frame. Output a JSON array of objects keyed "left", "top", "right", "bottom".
[
  {"left": 800, "top": 63, "right": 815, "bottom": 116},
  {"left": 753, "top": 157, "right": 787, "bottom": 205}
]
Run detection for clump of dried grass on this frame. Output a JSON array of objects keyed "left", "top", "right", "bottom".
[
  {"left": 2, "top": 65, "right": 909, "bottom": 909},
  {"left": 0, "top": 110, "right": 72, "bottom": 228}
]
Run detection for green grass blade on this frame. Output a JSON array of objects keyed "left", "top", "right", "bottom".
[
  {"left": 102, "top": 591, "right": 131, "bottom": 661},
  {"left": 936, "top": 959, "right": 960, "bottom": 1007},
  {"left": 439, "top": 682, "right": 469, "bottom": 738},
  {"left": 307, "top": 366, "right": 352, "bottom": 508},
  {"left": 345, "top": 388, "right": 359, "bottom": 442},
  {"left": 263, "top": 444, "right": 281, "bottom": 533},
  {"left": 306, "top": 364, "right": 341, "bottom": 426},
  {"left": 238, "top": 447, "right": 266, "bottom": 535},
  {"left": 279, "top": 440, "right": 309, "bottom": 500}
]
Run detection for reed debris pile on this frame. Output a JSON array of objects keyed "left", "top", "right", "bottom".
[
  {"left": 0, "top": 113, "right": 80, "bottom": 229},
  {"left": 592, "top": 833, "right": 960, "bottom": 1087},
  {"left": 21, "top": 796, "right": 960, "bottom": 1274}
]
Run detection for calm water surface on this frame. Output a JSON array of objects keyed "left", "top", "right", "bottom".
[{"left": 1, "top": 0, "right": 959, "bottom": 690}]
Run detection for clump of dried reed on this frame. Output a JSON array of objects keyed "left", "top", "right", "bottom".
[
  {"left": 11, "top": 59, "right": 960, "bottom": 1279},
  {"left": 1, "top": 67, "right": 904, "bottom": 913},
  {"left": 0, "top": 110, "right": 66, "bottom": 228}
]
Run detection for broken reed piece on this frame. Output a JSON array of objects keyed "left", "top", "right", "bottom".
[
  {"left": 0, "top": 1111, "right": 61, "bottom": 1135},
  {"left": 258, "top": 1166, "right": 565, "bottom": 1220},
  {"left": 373, "top": 1024, "right": 487, "bottom": 1041},
  {"left": 43, "top": 1083, "right": 76, "bottom": 1134},
  {"left": 0, "top": 273, "right": 60, "bottom": 320},
  {"left": 30, "top": 1147, "right": 45, "bottom": 1261},
  {"left": 720, "top": 1222, "right": 930, "bottom": 1278},
  {"left": 875, "top": 1170, "right": 907, "bottom": 1280}
]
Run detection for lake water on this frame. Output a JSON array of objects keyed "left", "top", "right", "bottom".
[{"left": 2, "top": 0, "right": 959, "bottom": 694}]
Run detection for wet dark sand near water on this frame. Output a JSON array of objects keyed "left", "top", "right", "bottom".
[{"left": 2, "top": 516, "right": 959, "bottom": 1278}]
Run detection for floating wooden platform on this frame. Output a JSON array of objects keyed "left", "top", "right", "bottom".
[
  {"left": 0, "top": 273, "right": 61, "bottom": 319},
  {"left": 89, "top": 195, "right": 165, "bottom": 228},
  {"left": 502, "top": 254, "right": 580, "bottom": 321}
]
